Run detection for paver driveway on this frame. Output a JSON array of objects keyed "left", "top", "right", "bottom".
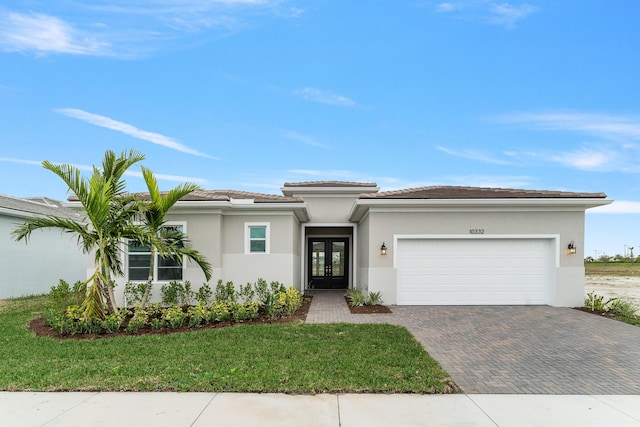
[{"left": 306, "top": 291, "right": 640, "bottom": 394}]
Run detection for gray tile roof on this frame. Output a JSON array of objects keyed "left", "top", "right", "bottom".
[
  {"left": 359, "top": 186, "right": 608, "bottom": 199},
  {"left": 0, "top": 194, "right": 79, "bottom": 218},
  {"left": 131, "top": 190, "right": 304, "bottom": 204},
  {"left": 283, "top": 181, "right": 378, "bottom": 188}
]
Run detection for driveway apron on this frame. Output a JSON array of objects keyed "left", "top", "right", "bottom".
[{"left": 306, "top": 292, "right": 640, "bottom": 394}]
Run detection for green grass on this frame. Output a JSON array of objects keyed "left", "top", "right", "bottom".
[
  {"left": 0, "top": 296, "right": 454, "bottom": 393},
  {"left": 585, "top": 261, "right": 640, "bottom": 276}
]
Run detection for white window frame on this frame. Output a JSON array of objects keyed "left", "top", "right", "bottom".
[
  {"left": 127, "top": 221, "right": 188, "bottom": 282},
  {"left": 245, "top": 222, "right": 270, "bottom": 254}
]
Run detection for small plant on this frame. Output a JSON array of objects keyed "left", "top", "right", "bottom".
[
  {"left": 150, "top": 317, "right": 166, "bottom": 330},
  {"left": 275, "top": 287, "right": 303, "bottom": 317},
  {"left": 196, "top": 283, "right": 213, "bottom": 305},
  {"left": 125, "top": 307, "right": 149, "bottom": 334},
  {"left": 365, "top": 291, "right": 384, "bottom": 306},
  {"left": 584, "top": 292, "right": 607, "bottom": 312},
  {"left": 163, "top": 305, "right": 188, "bottom": 328},
  {"left": 187, "top": 303, "right": 209, "bottom": 327},
  {"left": 232, "top": 302, "right": 260, "bottom": 321},
  {"left": 214, "top": 280, "right": 236, "bottom": 303},
  {"left": 147, "top": 302, "right": 163, "bottom": 318},
  {"left": 101, "top": 310, "right": 126, "bottom": 333},
  {"left": 49, "top": 279, "right": 84, "bottom": 309},
  {"left": 608, "top": 298, "right": 639, "bottom": 318},
  {"left": 346, "top": 289, "right": 366, "bottom": 307},
  {"left": 209, "top": 301, "right": 232, "bottom": 322},
  {"left": 161, "top": 281, "right": 194, "bottom": 306},
  {"left": 238, "top": 282, "right": 255, "bottom": 304},
  {"left": 124, "top": 282, "right": 152, "bottom": 308}
]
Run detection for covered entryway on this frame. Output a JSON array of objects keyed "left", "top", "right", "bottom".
[
  {"left": 396, "top": 237, "right": 555, "bottom": 305},
  {"left": 308, "top": 238, "right": 349, "bottom": 289}
]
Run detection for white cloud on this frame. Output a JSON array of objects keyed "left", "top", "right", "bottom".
[
  {"left": 487, "top": 3, "right": 537, "bottom": 28},
  {"left": 436, "top": 3, "right": 461, "bottom": 13},
  {"left": 588, "top": 201, "right": 640, "bottom": 214},
  {"left": 433, "top": 1, "right": 537, "bottom": 28},
  {"left": 0, "top": 1, "right": 293, "bottom": 57},
  {"left": 55, "top": 108, "right": 218, "bottom": 159},
  {"left": 125, "top": 171, "right": 209, "bottom": 186},
  {"left": 0, "top": 11, "right": 110, "bottom": 56},
  {"left": 496, "top": 111, "right": 640, "bottom": 172},
  {"left": 0, "top": 157, "right": 42, "bottom": 166},
  {"left": 436, "top": 145, "right": 514, "bottom": 165},
  {"left": 282, "top": 131, "right": 328, "bottom": 148},
  {"left": 294, "top": 88, "right": 356, "bottom": 107},
  {"left": 550, "top": 147, "right": 617, "bottom": 171},
  {"left": 498, "top": 112, "right": 640, "bottom": 141}
]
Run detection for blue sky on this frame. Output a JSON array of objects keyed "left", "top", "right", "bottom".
[{"left": 1, "top": 0, "right": 639, "bottom": 258}]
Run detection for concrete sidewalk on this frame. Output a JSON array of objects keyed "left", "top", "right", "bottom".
[{"left": 2, "top": 392, "right": 640, "bottom": 427}]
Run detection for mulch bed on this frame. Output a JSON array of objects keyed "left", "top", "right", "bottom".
[
  {"left": 344, "top": 297, "right": 392, "bottom": 314},
  {"left": 573, "top": 306, "right": 624, "bottom": 320},
  {"left": 28, "top": 297, "right": 312, "bottom": 340}
]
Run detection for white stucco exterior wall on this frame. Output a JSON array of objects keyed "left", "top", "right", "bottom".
[{"left": 1, "top": 215, "right": 87, "bottom": 298}]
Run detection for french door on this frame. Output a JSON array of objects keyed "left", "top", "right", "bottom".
[{"left": 308, "top": 238, "right": 348, "bottom": 289}]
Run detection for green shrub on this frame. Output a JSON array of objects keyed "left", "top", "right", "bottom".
[
  {"left": 214, "top": 280, "right": 236, "bottom": 303},
  {"left": 366, "top": 291, "right": 384, "bottom": 306},
  {"left": 187, "top": 303, "right": 209, "bottom": 327},
  {"left": 238, "top": 282, "right": 255, "bottom": 304},
  {"left": 584, "top": 292, "right": 607, "bottom": 312},
  {"left": 209, "top": 301, "right": 231, "bottom": 322},
  {"left": 346, "top": 289, "right": 366, "bottom": 307},
  {"left": 232, "top": 302, "right": 260, "bottom": 321},
  {"left": 275, "top": 287, "right": 303, "bottom": 317},
  {"left": 49, "top": 279, "right": 84, "bottom": 309},
  {"left": 101, "top": 310, "right": 126, "bottom": 333},
  {"left": 150, "top": 317, "right": 166, "bottom": 330},
  {"left": 196, "top": 283, "right": 213, "bottom": 305},
  {"left": 125, "top": 307, "right": 149, "bottom": 334},
  {"left": 124, "top": 282, "right": 151, "bottom": 308},
  {"left": 161, "top": 281, "right": 194, "bottom": 306},
  {"left": 163, "top": 305, "right": 187, "bottom": 328},
  {"left": 609, "top": 298, "right": 639, "bottom": 318}
]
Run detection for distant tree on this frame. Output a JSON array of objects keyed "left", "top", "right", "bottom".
[{"left": 629, "top": 247, "right": 635, "bottom": 260}]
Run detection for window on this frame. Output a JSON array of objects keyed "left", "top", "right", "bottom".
[
  {"left": 245, "top": 223, "right": 270, "bottom": 254},
  {"left": 127, "top": 224, "right": 185, "bottom": 281}
]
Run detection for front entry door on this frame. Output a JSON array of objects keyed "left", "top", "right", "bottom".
[{"left": 308, "top": 238, "right": 349, "bottom": 289}]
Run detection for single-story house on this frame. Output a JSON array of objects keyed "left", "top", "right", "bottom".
[
  {"left": 73, "top": 182, "right": 609, "bottom": 307},
  {"left": 0, "top": 195, "right": 88, "bottom": 299}
]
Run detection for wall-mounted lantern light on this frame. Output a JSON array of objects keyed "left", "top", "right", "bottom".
[
  {"left": 380, "top": 242, "right": 387, "bottom": 256},
  {"left": 568, "top": 241, "right": 577, "bottom": 255}
]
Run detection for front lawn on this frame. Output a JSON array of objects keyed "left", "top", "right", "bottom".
[{"left": 0, "top": 296, "right": 456, "bottom": 393}]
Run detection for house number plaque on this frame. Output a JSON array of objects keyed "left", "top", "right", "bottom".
[{"left": 469, "top": 228, "right": 485, "bottom": 234}]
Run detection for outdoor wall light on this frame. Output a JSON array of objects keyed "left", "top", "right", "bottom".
[
  {"left": 568, "top": 241, "right": 577, "bottom": 255},
  {"left": 380, "top": 242, "right": 387, "bottom": 256}
]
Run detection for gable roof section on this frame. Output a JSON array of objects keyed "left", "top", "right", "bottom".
[
  {"left": 360, "top": 186, "right": 607, "bottom": 199},
  {"left": 349, "top": 186, "right": 611, "bottom": 222},
  {"left": 132, "top": 190, "right": 304, "bottom": 204},
  {"left": 283, "top": 181, "right": 378, "bottom": 188}
]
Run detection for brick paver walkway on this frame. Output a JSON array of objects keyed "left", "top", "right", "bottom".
[{"left": 306, "top": 291, "right": 640, "bottom": 394}]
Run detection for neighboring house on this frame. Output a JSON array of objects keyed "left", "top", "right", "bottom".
[
  {"left": 70, "top": 182, "right": 610, "bottom": 308},
  {"left": 0, "top": 195, "right": 88, "bottom": 299}
]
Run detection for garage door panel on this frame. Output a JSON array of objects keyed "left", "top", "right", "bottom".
[{"left": 397, "top": 238, "right": 553, "bottom": 305}]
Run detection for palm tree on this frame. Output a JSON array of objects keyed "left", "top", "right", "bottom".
[
  {"left": 13, "top": 149, "right": 147, "bottom": 318},
  {"left": 137, "top": 166, "right": 212, "bottom": 307}
]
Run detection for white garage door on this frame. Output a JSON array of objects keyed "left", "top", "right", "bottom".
[{"left": 396, "top": 238, "right": 554, "bottom": 305}]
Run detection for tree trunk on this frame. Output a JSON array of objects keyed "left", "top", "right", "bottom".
[{"left": 140, "top": 248, "right": 156, "bottom": 308}]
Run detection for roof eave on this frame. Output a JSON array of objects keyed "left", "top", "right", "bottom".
[{"left": 348, "top": 198, "right": 613, "bottom": 222}]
